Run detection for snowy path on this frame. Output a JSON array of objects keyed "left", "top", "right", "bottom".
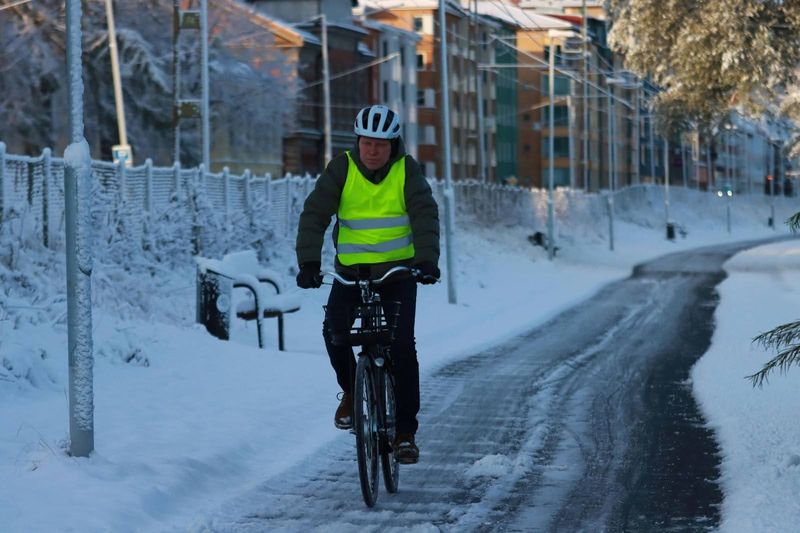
[{"left": 191, "top": 240, "right": 780, "bottom": 532}]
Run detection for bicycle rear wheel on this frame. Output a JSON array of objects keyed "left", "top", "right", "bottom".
[
  {"left": 381, "top": 370, "right": 400, "bottom": 493},
  {"left": 355, "top": 355, "right": 379, "bottom": 507}
]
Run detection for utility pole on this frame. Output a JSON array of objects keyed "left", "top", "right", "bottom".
[
  {"left": 65, "top": 0, "right": 94, "bottom": 458},
  {"left": 104, "top": 0, "right": 131, "bottom": 166},
  {"left": 582, "top": 0, "right": 589, "bottom": 191},
  {"left": 439, "top": 0, "right": 457, "bottom": 303},
  {"left": 633, "top": 85, "right": 640, "bottom": 184},
  {"left": 664, "top": 138, "right": 672, "bottom": 238},
  {"left": 769, "top": 138, "right": 776, "bottom": 228},
  {"left": 568, "top": 93, "right": 575, "bottom": 188},
  {"left": 200, "top": 0, "right": 209, "bottom": 170},
  {"left": 473, "top": 0, "right": 487, "bottom": 183},
  {"left": 172, "top": 0, "right": 210, "bottom": 168},
  {"left": 547, "top": 33, "right": 557, "bottom": 260},
  {"left": 649, "top": 102, "right": 656, "bottom": 181},
  {"left": 320, "top": 13, "right": 332, "bottom": 164},
  {"left": 606, "top": 82, "right": 615, "bottom": 251}
]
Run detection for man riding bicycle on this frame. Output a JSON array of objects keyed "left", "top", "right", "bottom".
[{"left": 295, "top": 104, "right": 440, "bottom": 464}]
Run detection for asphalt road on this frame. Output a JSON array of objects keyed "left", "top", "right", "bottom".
[{"left": 201, "top": 239, "right": 781, "bottom": 533}]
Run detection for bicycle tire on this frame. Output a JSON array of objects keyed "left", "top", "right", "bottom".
[
  {"left": 381, "top": 369, "right": 400, "bottom": 493},
  {"left": 355, "top": 355, "right": 379, "bottom": 507}
]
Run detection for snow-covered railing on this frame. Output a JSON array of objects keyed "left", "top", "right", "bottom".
[
  {"left": 3, "top": 141, "right": 795, "bottom": 258},
  {"left": 0, "top": 143, "right": 316, "bottom": 254}
]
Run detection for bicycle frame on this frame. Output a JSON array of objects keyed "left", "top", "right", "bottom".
[{"left": 322, "top": 266, "right": 415, "bottom": 506}]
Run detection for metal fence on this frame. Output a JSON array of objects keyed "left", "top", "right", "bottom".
[{"left": 6, "top": 141, "right": 783, "bottom": 258}]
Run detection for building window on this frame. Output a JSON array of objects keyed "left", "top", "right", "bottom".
[
  {"left": 541, "top": 137, "right": 570, "bottom": 158},
  {"left": 416, "top": 53, "right": 425, "bottom": 70},
  {"left": 541, "top": 105, "right": 569, "bottom": 124},
  {"left": 400, "top": 46, "right": 405, "bottom": 67},
  {"left": 417, "top": 89, "right": 425, "bottom": 106},
  {"left": 401, "top": 85, "right": 406, "bottom": 103},
  {"left": 543, "top": 45, "right": 563, "bottom": 65},
  {"left": 383, "top": 81, "right": 389, "bottom": 102},
  {"left": 413, "top": 17, "right": 424, "bottom": 32},
  {"left": 417, "top": 125, "right": 436, "bottom": 144},
  {"left": 382, "top": 40, "right": 389, "bottom": 58},
  {"left": 541, "top": 75, "right": 571, "bottom": 96}
]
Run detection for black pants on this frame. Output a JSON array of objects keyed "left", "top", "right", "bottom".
[{"left": 323, "top": 277, "right": 420, "bottom": 435}]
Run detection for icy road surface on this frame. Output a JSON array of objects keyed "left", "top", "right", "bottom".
[{"left": 196, "top": 240, "right": 780, "bottom": 532}]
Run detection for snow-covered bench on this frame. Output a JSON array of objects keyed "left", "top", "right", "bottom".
[{"left": 195, "top": 250, "right": 301, "bottom": 351}]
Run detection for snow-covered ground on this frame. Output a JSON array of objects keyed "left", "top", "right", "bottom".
[{"left": 1, "top": 188, "right": 798, "bottom": 532}]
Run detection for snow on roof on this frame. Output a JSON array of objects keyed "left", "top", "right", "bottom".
[
  {"left": 359, "top": 0, "right": 468, "bottom": 16},
  {"left": 519, "top": 0, "right": 604, "bottom": 8},
  {"left": 358, "top": 17, "right": 423, "bottom": 41},
  {"left": 224, "top": 0, "right": 320, "bottom": 46},
  {"left": 476, "top": 1, "right": 574, "bottom": 30},
  {"left": 359, "top": 1, "right": 573, "bottom": 30}
]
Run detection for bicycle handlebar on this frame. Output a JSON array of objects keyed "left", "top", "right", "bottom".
[{"left": 322, "top": 266, "right": 421, "bottom": 287}]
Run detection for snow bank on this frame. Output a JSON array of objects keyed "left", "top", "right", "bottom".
[{"left": 0, "top": 186, "right": 797, "bottom": 531}]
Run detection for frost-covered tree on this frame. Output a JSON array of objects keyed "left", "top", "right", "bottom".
[
  {"left": 608, "top": 0, "right": 800, "bottom": 132},
  {"left": 0, "top": 0, "right": 297, "bottom": 166},
  {"left": 0, "top": 2, "right": 65, "bottom": 153}
]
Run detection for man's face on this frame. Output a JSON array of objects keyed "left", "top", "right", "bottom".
[{"left": 359, "top": 136, "right": 392, "bottom": 170}]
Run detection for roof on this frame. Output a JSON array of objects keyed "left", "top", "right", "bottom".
[
  {"left": 296, "top": 19, "right": 370, "bottom": 37},
  {"left": 358, "top": 0, "right": 573, "bottom": 29},
  {"left": 358, "top": 18, "right": 423, "bottom": 42},
  {"left": 547, "top": 14, "right": 584, "bottom": 26},
  {"left": 223, "top": 1, "right": 320, "bottom": 47},
  {"left": 476, "top": 1, "right": 574, "bottom": 30},
  {"left": 519, "top": 0, "right": 604, "bottom": 8},
  {"left": 358, "top": 0, "right": 469, "bottom": 17}
]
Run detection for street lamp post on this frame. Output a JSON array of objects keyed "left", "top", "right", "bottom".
[
  {"left": 664, "top": 138, "right": 673, "bottom": 239},
  {"left": 547, "top": 33, "right": 556, "bottom": 260},
  {"left": 104, "top": 0, "right": 131, "bottom": 166},
  {"left": 320, "top": 14, "right": 332, "bottom": 164},
  {"left": 65, "top": 0, "right": 94, "bottom": 458},
  {"left": 603, "top": 74, "right": 639, "bottom": 250},
  {"left": 438, "top": 0, "right": 457, "bottom": 303},
  {"left": 769, "top": 139, "right": 777, "bottom": 228},
  {"left": 545, "top": 29, "right": 579, "bottom": 259},
  {"left": 606, "top": 81, "right": 615, "bottom": 251}
]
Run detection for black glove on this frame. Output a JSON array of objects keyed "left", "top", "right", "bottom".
[
  {"left": 296, "top": 261, "right": 322, "bottom": 289},
  {"left": 414, "top": 261, "right": 440, "bottom": 285}
]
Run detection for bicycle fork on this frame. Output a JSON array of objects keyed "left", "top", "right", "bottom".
[{"left": 363, "top": 351, "right": 394, "bottom": 454}]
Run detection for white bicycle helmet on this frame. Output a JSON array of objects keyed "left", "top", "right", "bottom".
[{"left": 354, "top": 105, "right": 401, "bottom": 139}]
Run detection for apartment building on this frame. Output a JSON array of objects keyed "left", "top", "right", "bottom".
[
  {"left": 357, "top": 19, "right": 422, "bottom": 158},
  {"left": 359, "top": 0, "right": 498, "bottom": 181},
  {"left": 246, "top": 0, "right": 373, "bottom": 174}
]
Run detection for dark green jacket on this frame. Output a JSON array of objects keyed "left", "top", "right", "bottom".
[{"left": 296, "top": 138, "right": 440, "bottom": 278}]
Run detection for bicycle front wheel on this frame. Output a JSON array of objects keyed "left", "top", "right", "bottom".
[
  {"left": 355, "top": 355, "right": 379, "bottom": 507},
  {"left": 381, "top": 370, "right": 400, "bottom": 493}
]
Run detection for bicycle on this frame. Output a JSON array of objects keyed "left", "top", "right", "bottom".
[{"left": 321, "top": 266, "right": 420, "bottom": 508}]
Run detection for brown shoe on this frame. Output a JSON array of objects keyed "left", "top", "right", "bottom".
[
  {"left": 393, "top": 432, "right": 419, "bottom": 464},
  {"left": 334, "top": 392, "right": 353, "bottom": 430}
]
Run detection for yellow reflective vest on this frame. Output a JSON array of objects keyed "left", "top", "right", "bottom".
[{"left": 337, "top": 151, "right": 415, "bottom": 266}]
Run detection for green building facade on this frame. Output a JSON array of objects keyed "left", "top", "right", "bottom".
[{"left": 493, "top": 24, "right": 517, "bottom": 184}]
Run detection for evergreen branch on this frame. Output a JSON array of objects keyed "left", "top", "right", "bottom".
[
  {"left": 753, "top": 320, "right": 800, "bottom": 350},
  {"left": 787, "top": 211, "right": 800, "bottom": 233},
  {"left": 747, "top": 343, "right": 800, "bottom": 387}
]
